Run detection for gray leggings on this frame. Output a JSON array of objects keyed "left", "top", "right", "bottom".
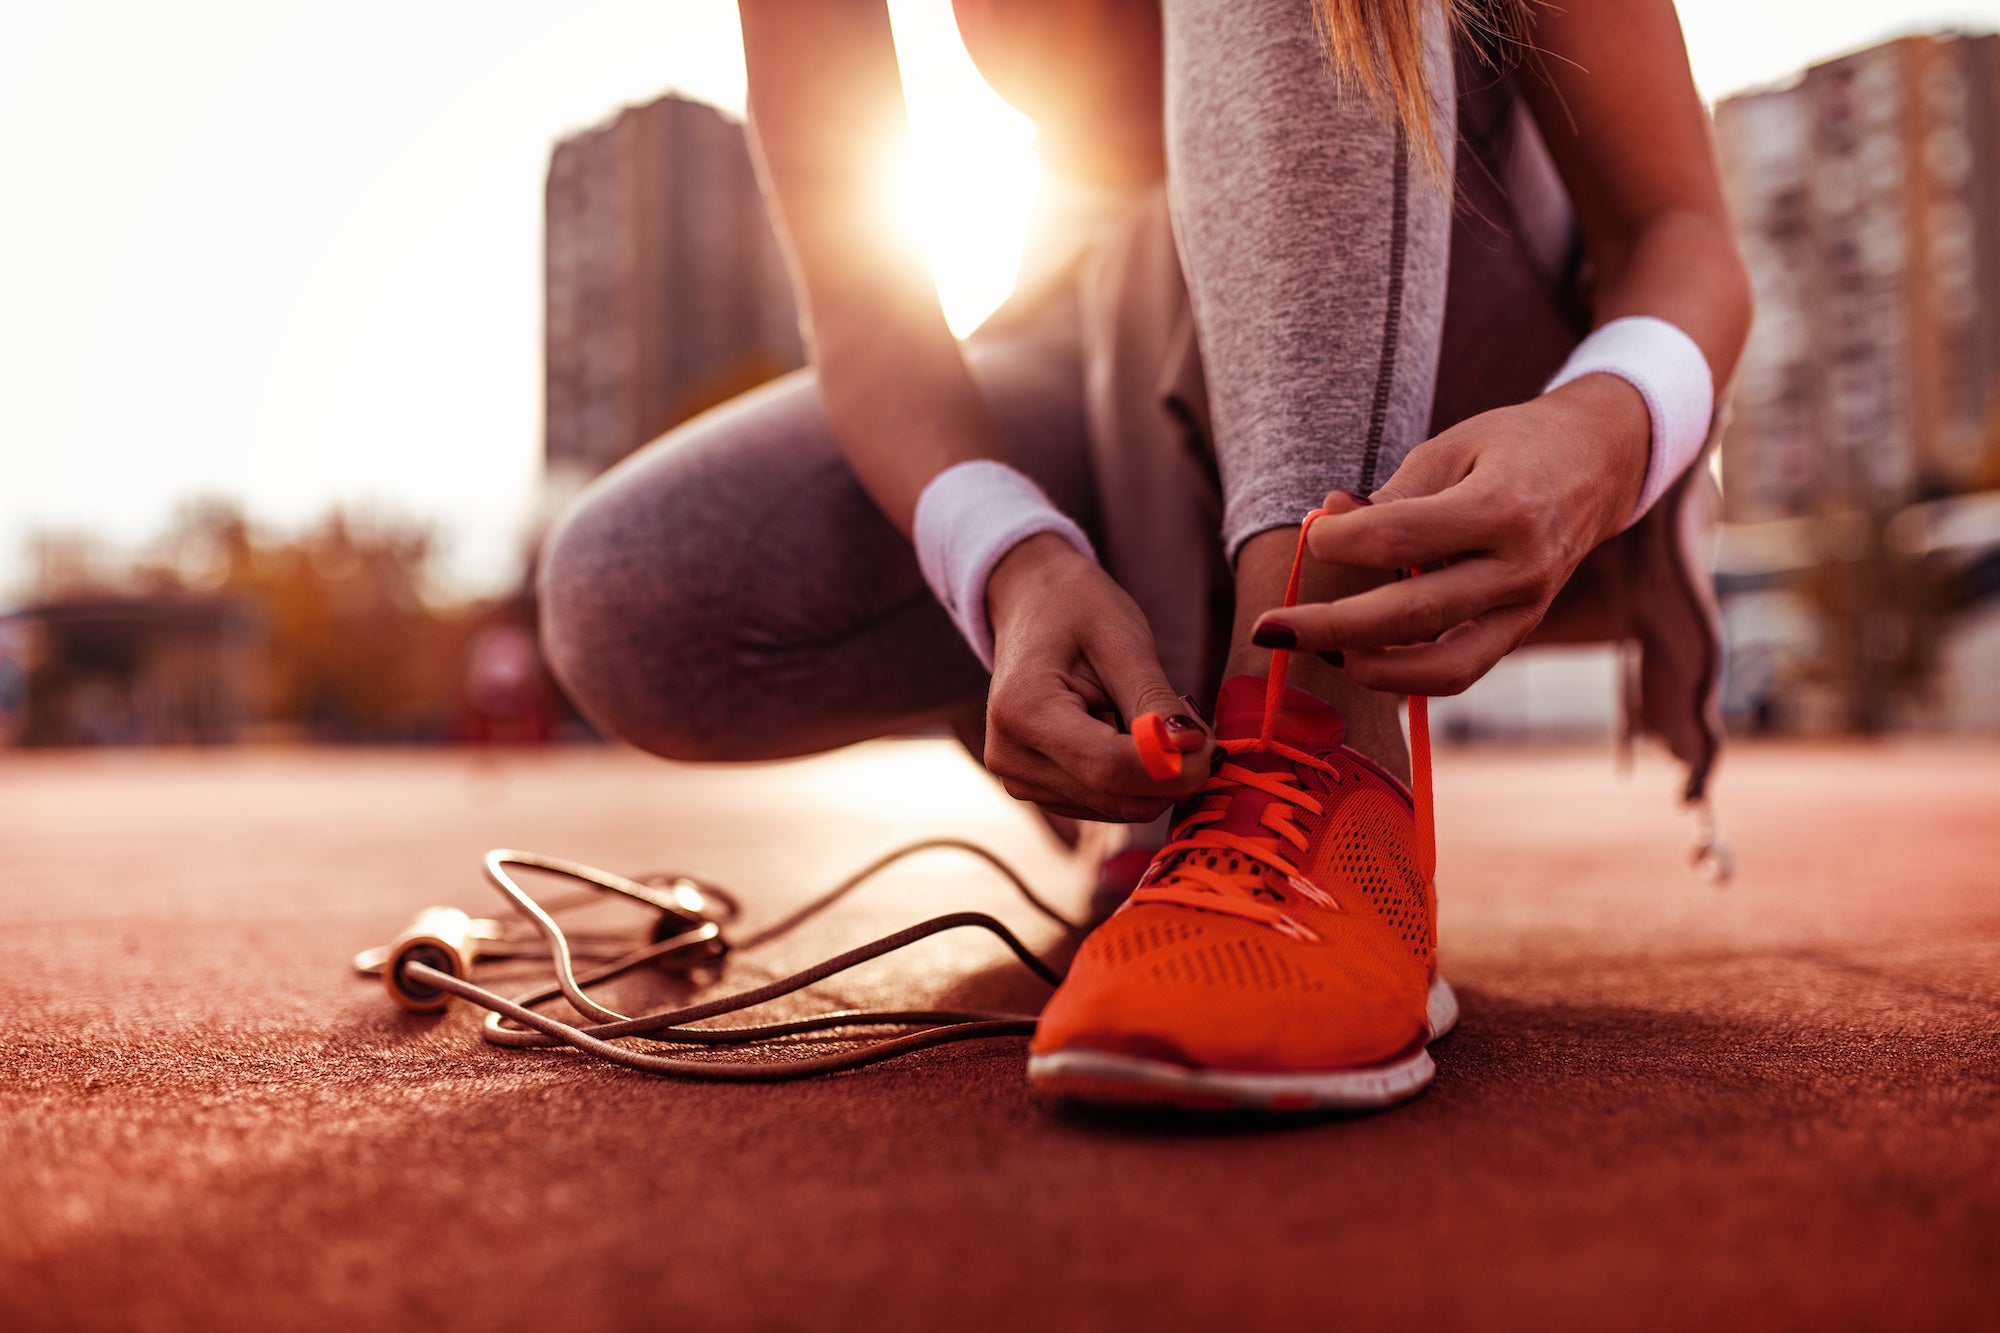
[{"left": 539, "top": 0, "right": 1453, "bottom": 762}]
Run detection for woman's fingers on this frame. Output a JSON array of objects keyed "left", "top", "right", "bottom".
[
  {"left": 1088, "top": 619, "right": 1216, "bottom": 768},
  {"left": 986, "top": 730, "right": 1177, "bottom": 823},
  {"left": 1307, "top": 474, "right": 1518, "bottom": 573},
  {"left": 987, "top": 684, "right": 1205, "bottom": 822},
  {"left": 1016, "top": 782, "right": 1170, "bottom": 825},
  {"left": 1252, "top": 558, "right": 1523, "bottom": 652},
  {"left": 1336, "top": 605, "right": 1545, "bottom": 696},
  {"left": 1017, "top": 614, "right": 1213, "bottom": 811},
  {"left": 982, "top": 550, "right": 1212, "bottom": 822}
]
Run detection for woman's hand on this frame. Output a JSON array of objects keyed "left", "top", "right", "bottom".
[
  {"left": 984, "top": 534, "right": 1213, "bottom": 822},
  {"left": 1252, "top": 374, "right": 1652, "bottom": 695}
]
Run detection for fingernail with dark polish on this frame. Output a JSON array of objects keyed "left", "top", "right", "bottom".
[
  {"left": 1331, "top": 489, "right": 1373, "bottom": 508},
  {"left": 1319, "top": 651, "right": 1345, "bottom": 668},
  {"left": 1163, "top": 714, "right": 1202, "bottom": 736},
  {"left": 1252, "top": 622, "right": 1297, "bottom": 650},
  {"left": 1179, "top": 692, "right": 1209, "bottom": 725}
]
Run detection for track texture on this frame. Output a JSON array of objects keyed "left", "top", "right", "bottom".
[{"left": 2, "top": 740, "right": 1996, "bottom": 1330}]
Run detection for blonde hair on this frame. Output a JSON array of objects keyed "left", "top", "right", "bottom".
[{"left": 1312, "top": 0, "right": 1523, "bottom": 183}]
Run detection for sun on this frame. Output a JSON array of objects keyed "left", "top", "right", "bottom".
[
  {"left": 884, "top": 1, "right": 1042, "bottom": 338},
  {"left": 895, "top": 131, "right": 1041, "bottom": 338}
]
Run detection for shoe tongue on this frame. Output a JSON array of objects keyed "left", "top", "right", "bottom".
[
  {"left": 1213, "top": 674, "right": 1347, "bottom": 752},
  {"left": 1155, "top": 675, "right": 1346, "bottom": 891}
]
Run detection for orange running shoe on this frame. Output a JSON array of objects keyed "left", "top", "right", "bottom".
[{"left": 1029, "top": 673, "right": 1455, "bottom": 1111}]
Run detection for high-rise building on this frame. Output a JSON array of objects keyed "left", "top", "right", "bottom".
[
  {"left": 1713, "top": 33, "right": 2000, "bottom": 522},
  {"left": 544, "top": 96, "right": 804, "bottom": 490},
  {"left": 1712, "top": 34, "right": 2000, "bottom": 734}
]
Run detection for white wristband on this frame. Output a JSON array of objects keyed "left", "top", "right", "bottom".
[
  {"left": 913, "top": 460, "right": 1096, "bottom": 670},
  {"left": 1544, "top": 315, "right": 1715, "bottom": 530}
]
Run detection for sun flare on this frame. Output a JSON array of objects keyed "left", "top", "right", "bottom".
[{"left": 885, "top": 0, "right": 1041, "bottom": 337}]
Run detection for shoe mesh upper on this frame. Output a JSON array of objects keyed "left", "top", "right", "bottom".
[{"left": 1314, "top": 785, "right": 1432, "bottom": 963}]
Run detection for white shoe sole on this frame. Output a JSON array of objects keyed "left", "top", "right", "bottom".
[{"left": 1027, "top": 975, "right": 1458, "bottom": 1113}]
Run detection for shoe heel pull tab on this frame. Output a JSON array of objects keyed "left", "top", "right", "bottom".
[{"left": 1690, "top": 798, "right": 1735, "bottom": 886}]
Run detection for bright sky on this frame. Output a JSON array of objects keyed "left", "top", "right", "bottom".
[{"left": 3, "top": 0, "right": 1996, "bottom": 603}]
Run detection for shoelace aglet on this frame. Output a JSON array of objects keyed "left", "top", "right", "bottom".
[{"left": 1132, "top": 712, "right": 1184, "bottom": 782}]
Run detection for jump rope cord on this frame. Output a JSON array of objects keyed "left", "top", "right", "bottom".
[
  {"left": 407, "top": 962, "right": 1039, "bottom": 1083},
  {"left": 420, "top": 843, "right": 1079, "bottom": 1080},
  {"left": 403, "top": 515, "right": 1437, "bottom": 1080},
  {"left": 477, "top": 841, "right": 1073, "bottom": 1029}
]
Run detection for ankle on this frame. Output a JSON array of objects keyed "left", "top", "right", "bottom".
[{"left": 1228, "top": 526, "right": 1410, "bottom": 784}]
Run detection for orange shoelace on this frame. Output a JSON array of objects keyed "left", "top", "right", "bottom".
[{"left": 1127, "top": 509, "right": 1437, "bottom": 939}]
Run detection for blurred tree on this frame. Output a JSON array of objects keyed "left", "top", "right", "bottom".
[{"left": 117, "top": 500, "right": 490, "bottom": 740}]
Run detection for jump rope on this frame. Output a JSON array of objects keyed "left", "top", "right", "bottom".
[{"left": 354, "top": 843, "right": 1081, "bottom": 1080}]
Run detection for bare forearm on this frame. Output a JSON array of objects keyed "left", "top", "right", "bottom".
[
  {"left": 1587, "top": 209, "right": 1753, "bottom": 394},
  {"left": 1552, "top": 208, "right": 1753, "bottom": 528},
  {"left": 808, "top": 284, "right": 1006, "bottom": 533},
  {"left": 1518, "top": 0, "right": 1753, "bottom": 393},
  {"left": 739, "top": 0, "right": 1001, "bottom": 534}
]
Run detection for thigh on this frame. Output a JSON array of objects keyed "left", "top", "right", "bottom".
[{"left": 538, "top": 303, "right": 1094, "bottom": 762}]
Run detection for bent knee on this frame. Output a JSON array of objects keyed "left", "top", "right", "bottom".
[{"left": 538, "top": 483, "right": 750, "bottom": 762}]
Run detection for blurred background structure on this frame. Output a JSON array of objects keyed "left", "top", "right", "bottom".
[
  {"left": 3, "top": 502, "right": 555, "bottom": 744},
  {"left": 4, "top": 6, "right": 2000, "bottom": 748},
  {"left": 1709, "top": 32, "right": 2000, "bottom": 734},
  {"left": 542, "top": 95, "right": 803, "bottom": 502}
]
